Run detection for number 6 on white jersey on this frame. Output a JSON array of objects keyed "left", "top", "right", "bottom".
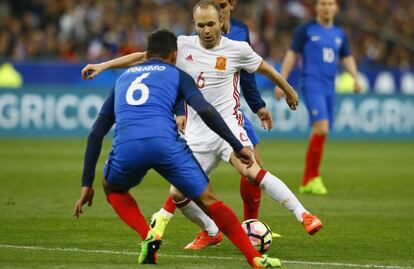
[{"left": 126, "top": 72, "right": 150, "bottom": 105}]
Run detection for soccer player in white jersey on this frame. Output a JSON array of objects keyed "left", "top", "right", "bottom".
[{"left": 82, "top": 0, "right": 323, "bottom": 251}]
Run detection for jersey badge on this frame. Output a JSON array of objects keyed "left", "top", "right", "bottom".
[
  {"left": 215, "top": 56, "right": 227, "bottom": 71},
  {"left": 335, "top": 37, "right": 342, "bottom": 46},
  {"left": 185, "top": 54, "right": 194, "bottom": 61}
]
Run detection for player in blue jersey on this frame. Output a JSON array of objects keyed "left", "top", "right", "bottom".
[
  {"left": 74, "top": 29, "right": 281, "bottom": 268},
  {"left": 275, "top": 0, "right": 362, "bottom": 195}
]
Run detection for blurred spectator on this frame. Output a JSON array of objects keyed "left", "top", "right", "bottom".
[{"left": 0, "top": 0, "right": 412, "bottom": 68}]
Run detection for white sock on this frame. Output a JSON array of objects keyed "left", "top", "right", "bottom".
[
  {"left": 259, "top": 171, "right": 308, "bottom": 222},
  {"left": 177, "top": 200, "right": 219, "bottom": 236},
  {"left": 158, "top": 208, "right": 173, "bottom": 219}
]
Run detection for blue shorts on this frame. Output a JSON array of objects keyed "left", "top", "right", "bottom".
[
  {"left": 104, "top": 137, "right": 209, "bottom": 199},
  {"left": 243, "top": 114, "right": 260, "bottom": 145},
  {"left": 302, "top": 91, "right": 335, "bottom": 128}
]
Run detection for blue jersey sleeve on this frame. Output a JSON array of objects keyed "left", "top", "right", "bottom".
[
  {"left": 240, "top": 70, "right": 265, "bottom": 113},
  {"left": 82, "top": 88, "right": 115, "bottom": 187},
  {"left": 290, "top": 24, "right": 308, "bottom": 53},
  {"left": 339, "top": 32, "right": 351, "bottom": 58},
  {"left": 240, "top": 29, "right": 266, "bottom": 113},
  {"left": 98, "top": 87, "right": 115, "bottom": 120},
  {"left": 174, "top": 99, "right": 186, "bottom": 116},
  {"left": 177, "top": 69, "right": 200, "bottom": 101}
]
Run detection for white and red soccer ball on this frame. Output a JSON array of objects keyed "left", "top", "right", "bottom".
[{"left": 242, "top": 219, "right": 273, "bottom": 253}]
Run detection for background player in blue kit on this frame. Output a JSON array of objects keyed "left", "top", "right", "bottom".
[
  {"left": 73, "top": 29, "right": 281, "bottom": 268},
  {"left": 275, "top": 0, "right": 362, "bottom": 195}
]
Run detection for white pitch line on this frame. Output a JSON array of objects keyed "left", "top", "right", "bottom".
[{"left": 0, "top": 244, "right": 413, "bottom": 269}]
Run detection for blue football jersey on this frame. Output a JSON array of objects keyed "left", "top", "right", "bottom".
[
  {"left": 113, "top": 59, "right": 199, "bottom": 145},
  {"left": 291, "top": 21, "right": 351, "bottom": 93},
  {"left": 225, "top": 19, "right": 250, "bottom": 42}
]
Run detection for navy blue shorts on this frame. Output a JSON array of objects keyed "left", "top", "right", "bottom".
[
  {"left": 243, "top": 114, "right": 260, "bottom": 146},
  {"left": 302, "top": 91, "right": 335, "bottom": 128},
  {"left": 104, "top": 137, "right": 209, "bottom": 199}
]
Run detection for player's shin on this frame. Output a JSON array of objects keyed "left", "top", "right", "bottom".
[
  {"left": 240, "top": 176, "right": 262, "bottom": 220},
  {"left": 303, "top": 133, "right": 326, "bottom": 185},
  {"left": 107, "top": 192, "right": 150, "bottom": 240},
  {"left": 254, "top": 169, "right": 307, "bottom": 222},
  {"left": 174, "top": 198, "right": 219, "bottom": 236},
  {"left": 162, "top": 195, "right": 177, "bottom": 214},
  {"left": 207, "top": 201, "right": 262, "bottom": 265}
]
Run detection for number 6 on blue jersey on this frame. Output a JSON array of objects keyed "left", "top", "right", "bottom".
[{"left": 126, "top": 72, "right": 150, "bottom": 105}]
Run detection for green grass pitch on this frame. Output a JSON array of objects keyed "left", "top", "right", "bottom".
[{"left": 0, "top": 139, "right": 413, "bottom": 269}]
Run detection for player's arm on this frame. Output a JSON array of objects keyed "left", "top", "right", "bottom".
[
  {"left": 240, "top": 69, "right": 272, "bottom": 131},
  {"left": 341, "top": 56, "right": 361, "bottom": 93},
  {"left": 173, "top": 100, "right": 187, "bottom": 134},
  {"left": 81, "top": 52, "right": 147, "bottom": 80},
  {"left": 178, "top": 70, "right": 253, "bottom": 166},
  {"left": 239, "top": 25, "right": 272, "bottom": 130},
  {"left": 275, "top": 50, "right": 299, "bottom": 100},
  {"left": 74, "top": 89, "right": 115, "bottom": 218},
  {"left": 340, "top": 33, "right": 362, "bottom": 93},
  {"left": 275, "top": 23, "right": 307, "bottom": 100},
  {"left": 256, "top": 60, "right": 299, "bottom": 110}
]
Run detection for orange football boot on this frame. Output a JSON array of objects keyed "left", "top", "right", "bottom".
[
  {"left": 184, "top": 230, "right": 222, "bottom": 250},
  {"left": 302, "top": 212, "right": 323, "bottom": 235}
]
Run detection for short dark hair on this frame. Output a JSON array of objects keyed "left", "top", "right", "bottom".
[
  {"left": 147, "top": 28, "right": 177, "bottom": 58},
  {"left": 193, "top": 0, "right": 222, "bottom": 18}
]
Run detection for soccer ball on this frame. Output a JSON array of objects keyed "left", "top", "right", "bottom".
[{"left": 241, "top": 219, "right": 272, "bottom": 253}]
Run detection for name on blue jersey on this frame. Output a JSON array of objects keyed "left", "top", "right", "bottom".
[{"left": 127, "top": 65, "right": 166, "bottom": 73}]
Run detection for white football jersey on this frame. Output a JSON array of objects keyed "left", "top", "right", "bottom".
[{"left": 176, "top": 35, "right": 263, "bottom": 151}]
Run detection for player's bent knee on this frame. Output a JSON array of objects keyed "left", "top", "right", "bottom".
[
  {"left": 197, "top": 185, "right": 220, "bottom": 208},
  {"left": 312, "top": 120, "right": 329, "bottom": 135},
  {"left": 169, "top": 185, "right": 185, "bottom": 203},
  {"left": 102, "top": 178, "right": 129, "bottom": 195}
]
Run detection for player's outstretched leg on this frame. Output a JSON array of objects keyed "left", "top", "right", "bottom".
[
  {"left": 231, "top": 154, "right": 323, "bottom": 235},
  {"left": 194, "top": 184, "right": 281, "bottom": 268},
  {"left": 150, "top": 194, "right": 176, "bottom": 238},
  {"left": 170, "top": 186, "right": 222, "bottom": 249}
]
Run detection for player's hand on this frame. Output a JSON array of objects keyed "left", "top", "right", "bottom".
[
  {"left": 235, "top": 147, "right": 254, "bottom": 168},
  {"left": 274, "top": 87, "right": 285, "bottom": 100},
  {"left": 256, "top": 107, "right": 273, "bottom": 131},
  {"left": 81, "top": 63, "right": 105, "bottom": 80},
  {"left": 73, "top": 187, "right": 94, "bottom": 218},
  {"left": 284, "top": 87, "right": 299, "bottom": 110},
  {"left": 354, "top": 80, "right": 363, "bottom": 94},
  {"left": 176, "top": 116, "right": 186, "bottom": 134}
]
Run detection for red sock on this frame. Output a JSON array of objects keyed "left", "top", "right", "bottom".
[
  {"left": 208, "top": 201, "right": 261, "bottom": 265},
  {"left": 162, "top": 195, "right": 177, "bottom": 214},
  {"left": 107, "top": 192, "right": 150, "bottom": 240},
  {"left": 240, "top": 176, "right": 261, "bottom": 220},
  {"left": 303, "top": 133, "right": 326, "bottom": 185}
]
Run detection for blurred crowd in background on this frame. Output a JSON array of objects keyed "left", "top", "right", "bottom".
[{"left": 0, "top": 0, "right": 413, "bottom": 69}]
